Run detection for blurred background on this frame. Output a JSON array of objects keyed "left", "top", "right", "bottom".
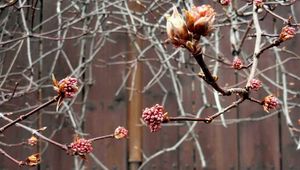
[{"left": 0, "top": 0, "right": 300, "bottom": 169}]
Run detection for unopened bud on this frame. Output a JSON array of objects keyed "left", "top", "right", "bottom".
[
  {"left": 232, "top": 57, "right": 243, "bottom": 70},
  {"left": 166, "top": 6, "right": 190, "bottom": 47},
  {"left": 185, "top": 5, "right": 216, "bottom": 36},
  {"left": 263, "top": 95, "right": 279, "bottom": 112},
  {"left": 114, "top": 126, "right": 128, "bottom": 139},
  {"left": 279, "top": 26, "right": 296, "bottom": 42},
  {"left": 27, "top": 136, "right": 38, "bottom": 146},
  {"left": 24, "top": 153, "right": 40, "bottom": 166}
]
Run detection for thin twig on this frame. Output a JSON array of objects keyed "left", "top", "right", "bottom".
[
  {"left": 168, "top": 116, "right": 210, "bottom": 123},
  {"left": 0, "top": 113, "right": 68, "bottom": 151},
  {"left": 88, "top": 134, "right": 114, "bottom": 142},
  {"left": 0, "top": 148, "right": 24, "bottom": 166},
  {"left": 193, "top": 52, "right": 231, "bottom": 96},
  {"left": 0, "top": 96, "right": 59, "bottom": 133}
]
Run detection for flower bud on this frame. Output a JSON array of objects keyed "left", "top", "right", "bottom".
[
  {"left": 185, "top": 5, "right": 215, "bottom": 36},
  {"left": 142, "top": 104, "right": 166, "bottom": 132},
  {"left": 52, "top": 75, "right": 79, "bottom": 111},
  {"left": 27, "top": 136, "right": 38, "bottom": 146},
  {"left": 232, "top": 57, "right": 243, "bottom": 70},
  {"left": 53, "top": 75, "right": 79, "bottom": 98},
  {"left": 263, "top": 95, "right": 279, "bottom": 112},
  {"left": 279, "top": 26, "right": 296, "bottom": 42},
  {"left": 68, "top": 137, "right": 93, "bottom": 156},
  {"left": 114, "top": 126, "right": 128, "bottom": 139},
  {"left": 166, "top": 6, "right": 189, "bottom": 47},
  {"left": 24, "top": 153, "right": 40, "bottom": 166},
  {"left": 249, "top": 79, "right": 262, "bottom": 91}
]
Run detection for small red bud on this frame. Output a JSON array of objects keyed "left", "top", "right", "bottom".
[
  {"left": 232, "top": 57, "right": 243, "bottom": 70},
  {"left": 263, "top": 95, "right": 279, "bottom": 112},
  {"left": 250, "top": 79, "right": 262, "bottom": 91}
]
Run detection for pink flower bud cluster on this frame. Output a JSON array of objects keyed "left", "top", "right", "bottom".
[
  {"left": 279, "top": 26, "right": 296, "bottom": 42},
  {"left": 232, "top": 57, "right": 243, "bottom": 70},
  {"left": 263, "top": 95, "right": 279, "bottom": 112},
  {"left": 54, "top": 77, "right": 78, "bottom": 98},
  {"left": 142, "top": 104, "right": 165, "bottom": 132},
  {"left": 114, "top": 126, "right": 128, "bottom": 139},
  {"left": 249, "top": 79, "right": 262, "bottom": 91},
  {"left": 69, "top": 138, "right": 93, "bottom": 156}
]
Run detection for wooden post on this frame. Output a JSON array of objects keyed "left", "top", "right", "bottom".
[
  {"left": 127, "top": 59, "right": 143, "bottom": 170},
  {"left": 126, "top": 4, "right": 143, "bottom": 170},
  {"left": 125, "top": 2, "right": 143, "bottom": 169}
]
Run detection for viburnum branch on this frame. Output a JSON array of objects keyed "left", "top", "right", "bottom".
[
  {"left": 167, "top": 116, "right": 210, "bottom": 123},
  {"left": 235, "top": 19, "right": 254, "bottom": 55},
  {"left": 205, "top": 97, "right": 246, "bottom": 123},
  {"left": 0, "top": 95, "right": 60, "bottom": 133},
  {"left": 66, "top": 127, "right": 128, "bottom": 158},
  {"left": 202, "top": 53, "right": 232, "bottom": 66},
  {"left": 160, "top": 97, "right": 246, "bottom": 124},
  {"left": 248, "top": 97, "right": 264, "bottom": 105},
  {"left": 1, "top": 150, "right": 41, "bottom": 167},
  {"left": 239, "top": 39, "right": 283, "bottom": 71},
  {"left": 143, "top": 98, "right": 254, "bottom": 132},
  {"left": 88, "top": 134, "right": 114, "bottom": 142},
  {"left": 0, "top": 141, "right": 27, "bottom": 147},
  {"left": 6, "top": 82, "right": 19, "bottom": 102},
  {"left": 193, "top": 52, "right": 231, "bottom": 96},
  {"left": 227, "top": 88, "right": 248, "bottom": 95},
  {"left": 246, "top": 5, "right": 262, "bottom": 88},
  {"left": 165, "top": 92, "right": 268, "bottom": 125},
  {"left": 0, "top": 0, "right": 18, "bottom": 9},
  {"left": 0, "top": 82, "right": 19, "bottom": 106},
  {"left": 255, "top": 39, "right": 282, "bottom": 59},
  {"left": 262, "top": 5, "right": 289, "bottom": 24},
  {"left": 165, "top": 97, "right": 246, "bottom": 125},
  {"left": 0, "top": 113, "right": 68, "bottom": 151},
  {"left": 0, "top": 148, "right": 25, "bottom": 166}
]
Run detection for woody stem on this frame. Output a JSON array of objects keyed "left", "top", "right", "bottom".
[
  {"left": 167, "top": 116, "right": 210, "bottom": 122},
  {"left": 166, "top": 97, "right": 245, "bottom": 124},
  {"left": 0, "top": 113, "right": 68, "bottom": 151},
  {"left": 0, "top": 95, "right": 60, "bottom": 133},
  {"left": 88, "top": 134, "right": 114, "bottom": 142},
  {"left": 193, "top": 52, "right": 231, "bottom": 96},
  {"left": 0, "top": 148, "right": 24, "bottom": 166}
]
